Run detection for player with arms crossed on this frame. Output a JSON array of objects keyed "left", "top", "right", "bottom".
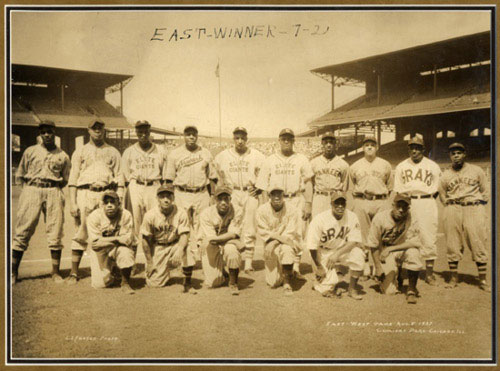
[
  {"left": 394, "top": 136, "right": 441, "bottom": 286},
  {"left": 307, "top": 192, "right": 365, "bottom": 299},
  {"left": 439, "top": 143, "right": 490, "bottom": 292},
  {"left": 256, "top": 128, "right": 313, "bottom": 278},
  {"left": 198, "top": 186, "right": 244, "bottom": 295},
  {"left": 214, "top": 127, "right": 265, "bottom": 273},
  {"left": 367, "top": 193, "right": 423, "bottom": 304},
  {"left": 140, "top": 184, "right": 196, "bottom": 293},
  {"left": 12, "top": 120, "right": 71, "bottom": 284},
  {"left": 255, "top": 187, "right": 301, "bottom": 296}
]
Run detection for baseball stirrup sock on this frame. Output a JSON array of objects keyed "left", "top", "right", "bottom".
[
  {"left": 182, "top": 267, "right": 193, "bottom": 285},
  {"left": 448, "top": 261, "right": 458, "bottom": 273},
  {"left": 229, "top": 268, "right": 239, "bottom": 285},
  {"left": 476, "top": 262, "right": 487, "bottom": 281},
  {"left": 70, "top": 250, "right": 84, "bottom": 275},
  {"left": 121, "top": 267, "right": 132, "bottom": 284},
  {"left": 407, "top": 270, "right": 419, "bottom": 292},
  {"left": 282, "top": 264, "right": 293, "bottom": 285},
  {"left": 12, "top": 250, "right": 24, "bottom": 275},
  {"left": 50, "top": 250, "right": 62, "bottom": 274}
]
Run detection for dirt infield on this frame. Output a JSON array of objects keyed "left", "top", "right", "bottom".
[{"left": 9, "top": 185, "right": 493, "bottom": 360}]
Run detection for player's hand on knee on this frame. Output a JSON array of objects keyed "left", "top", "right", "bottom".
[
  {"left": 315, "top": 265, "right": 326, "bottom": 281},
  {"left": 146, "top": 261, "right": 154, "bottom": 277},
  {"left": 302, "top": 203, "right": 312, "bottom": 221},
  {"left": 326, "top": 254, "right": 338, "bottom": 270},
  {"left": 70, "top": 202, "right": 80, "bottom": 219},
  {"left": 171, "top": 247, "right": 184, "bottom": 267}
]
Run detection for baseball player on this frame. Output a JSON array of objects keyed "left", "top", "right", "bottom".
[
  {"left": 121, "top": 120, "right": 168, "bottom": 268},
  {"left": 439, "top": 143, "right": 490, "bottom": 292},
  {"left": 307, "top": 192, "right": 365, "bottom": 299},
  {"left": 198, "top": 186, "right": 244, "bottom": 295},
  {"left": 255, "top": 187, "right": 301, "bottom": 296},
  {"left": 165, "top": 125, "right": 218, "bottom": 260},
  {"left": 367, "top": 193, "right": 423, "bottom": 304},
  {"left": 394, "top": 136, "right": 441, "bottom": 285},
  {"left": 12, "top": 120, "right": 71, "bottom": 284},
  {"left": 140, "top": 184, "right": 196, "bottom": 293},
  {"left": 86, "top": 190, "right": 135, "bottom": 294},
  {"left": 214, "top": 126, "right": 265, "bottom": 273},
  {"left": 310, "top": 131, "right": 349, "bottom": 217},
  {"left": 255, "top": 128, "right": 313, "bottom": 278},
  {"left": 349, "top": 135, "right": 392, "bottom": 278},
  {"left": 67, "top": 120, "right": 124, "bottom": 284}
]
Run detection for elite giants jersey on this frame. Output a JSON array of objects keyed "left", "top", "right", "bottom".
[
  {"left": 121, "top": 143, "right": 168, "bottom": 182},
  {"left": 214, "top": 147, "right": 265, "bottom": 188}
]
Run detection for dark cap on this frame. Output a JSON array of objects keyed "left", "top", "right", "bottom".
[
  {"left": 269, "top": 186, "right": 285, "bottom": 194},
  {"left": 102, "top": 190, "right": 119, "bottom": 201},
  {"left": 135, "top": 120, "right": 151, "bottom": 128},
  {"left": 279, "top": 128, "right": 295, "bottom": 138},
  {"left": 408, "top": 136, "right": 424, "bottom": 147},
  {"left": 448, "top": 142, "right": 465, "bottom": 151},
  {"left": 38, "top": 120, "right": 56, "bottom": 128},
  {"left": 214, "top": 185, "right": 232, "bottom": 197},
  {"left": 363, "top": 135, "right": 377, "bottom": 144},
  {"left": 321, "top": 131, "right": 336, "bottom": 140},
  {"left": 330, "top": 191, "right": 347, "bottom": 203},
  {"left": 394, "top": 193, "right": 411, "bottom": 205},
  {"left": 233, "top": 126, "right": 248, "bottom": 135},
  {"left": 157, "top": 184, "right": 175, "bottom": 195},
  {"left": 184, "top": 125, "right": 198, "bottom": 134},
  {"left": 89, "top": 120, "right": 105, "bottom": 129}
]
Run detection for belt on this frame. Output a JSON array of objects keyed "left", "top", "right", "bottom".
[
  {"left": 353, "top": 193, "right": 388, "bottom": 200},
  {"left": 410, "top": 192, "right": 438, "bottom": 200},
  {"left": 78, "top": 183, "right": 116, "bottom": 192},
  {"left": 447, "top": 200, "right": 486, "bottom": 206},
  {"left": 233, "top": 186, "right": 250, "bottom": 191},
  {"left": 283, "top": 192, "right": 300, "bottom": 198},
  {"left": 315, "top": 190, "right": 341, "bottom": 196},
  {"left": 28, "top": 179, "right": 61, "bottom": 188},
  {"left": 135, "top": 179, "right": 158, "bottom": 186},
  {"left": 156, "top": 239, "right": 179, "bottom": 246},
  {"left": 176, "top": 185, "right": 207, "bottom": 193}
]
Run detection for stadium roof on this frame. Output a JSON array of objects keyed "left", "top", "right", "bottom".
[
  {"left": 12, "top": 112, "right": 132, "bottom": 130},
  {"left": 12, "top": 64, "right": 133, "bottom": 89},
  {"left": 311, "top": 31, "right": 490, "bottom": 81}
]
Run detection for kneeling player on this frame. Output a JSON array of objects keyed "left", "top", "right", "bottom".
[
  {"left": 367, "top": 193, "right": 423, "bottom": 304},
  {"left": 255, "top": 187, "right": 301, "bottom": 296},
  {"left": 140, "top": 184, "right": 196, "bottom": 294},
  {"left": 198, "top": 186, "right": 244, "bottom": 295},
  {"left": 86, "top": 190, "right": 136, "bottom": 294},
  {"left": 307, "top": 192, "right": 365, "bottom": 300}
]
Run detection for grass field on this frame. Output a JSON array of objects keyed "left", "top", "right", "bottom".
[{"left": 8, "top": 185, "right": 493, "bottom": 361}]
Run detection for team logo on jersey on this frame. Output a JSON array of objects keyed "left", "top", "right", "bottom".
[
  {"left": 48, "top": 157, "right": 64, "bottom": 172},
  {"left": 320, "top": 226, "right": 351, "bottom": 243},
  {"left": 401, "top": 169, "right": 433, "bottom": 186}
]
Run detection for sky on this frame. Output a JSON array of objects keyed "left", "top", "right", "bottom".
[{"left": 11, "top": 9, "right": 490, "bottom": 137}]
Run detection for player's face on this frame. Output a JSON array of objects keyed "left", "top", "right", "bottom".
[
  {"left": 279, "top": 135, "right": 294, "bottom": 153},
  {"left": 363, "top": 142, "right": 377, "bottom": 156},
  {"left": 88, "top": 123, "right": 105, "bottom": 142},
  {"left": 233, "top": 132, "right": 248, "bottom": 151},
  {"left": 322, "top": 138, "right": 336, "bottom": 156},
  {"left": 136, "top": 126, "right": 151, "bottom": 145},
  {"left": 408, "top": 144, "right": 424, "bottom": 163},
  {"left": 103, "top": 197, "right": 119, "bottom": 217},
  {"left": 331, "top": 198, "right": 346, "bottom": 219},
  {"left": 216, "top": 193, "right": 231, "bottom": 214},
  {"left": 184, "top": 130, "right": 198, "bottom": 147},
  {"left": 269, "top": 190, "right": 285, "bottom": 210},
  {"left": 157, "top": 192, "right": 174, "bottom": 210},
  {"left": 449, "top": 149, "right": 466, "bottom": 166},
  {"left": 39, "top": 126, "right": 55, "bottom": 147},
  {"left": 393, "top": 201, "right": 410, "bottom": 220}
]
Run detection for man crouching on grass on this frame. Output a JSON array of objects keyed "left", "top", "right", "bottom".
[
  {"left": 86, "top": 190, "right": 136, "bottom": 294},
  {"left": 366, "top": 193, "right": 423, "bottom": 304}
]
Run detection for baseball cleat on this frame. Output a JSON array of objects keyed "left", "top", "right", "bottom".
[
  {"left": 347, "top": 291, "right": 363, "bottom": 300},
  {"left": 293, "top": 271, "right": 305, "bottom": 280},
  {"left": 229, "top": 284, "right": 240, "bottom": 296},
  {"left": 52, "top": 273, "right": 64, "bottom": 284},
  {"left": 283, "top": 283, "right": 293, "bottom": 296},
  {"left": 479, "top": 281, "right": 491, "bottom": 292},
  {"left": 11, "top": 272, "right": 18, "bottom": 285},
  {"left": 425, "top": 274, "right": 437, "bottom": 286},
  {"left": 66, "top": 274, "right": 79, "bottom": 285},
  {"left": 183, "top": 285, "right": 197, "bottom": 295},
  {"left": 321, "top": 290, "right": 336, "bottom": 298},
  {"left": 444, "top": 277, "right": 458, "bottom": 289},
  {"left": 121, "top": 283, "right": 135, "bottom": 295},
  {"left": 406, "top": 291, "right": 417, "bottom": 304}
]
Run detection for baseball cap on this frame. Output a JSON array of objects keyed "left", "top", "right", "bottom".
[
  {"left": 233, "top": 126, "right": 248, "bottom": 135},
  {"left": 38, "top": 120, "right": 56, "bottom": 128},
  {"left": 321, "top": 131, "right": 336, "bottom": 140},
  {"left": 448, "top": 142, "right": 465, "bottom": 151},
  {"left": 214, "top": 185, "right": 232, "bottom": 197},
  {"left": 394, "top": 193, "right": 411, "bottom": 205},
  {"left": 102, "top": 190, "right": 119, "bottom": 201},
  {"left": 279, "top": 128, "right": 295, "bottom": 138},
  {"left": 330, "top": 191, "right": 347, "bottom": 203},
  {"left": 408, "top": 136, "right": 424, "bottom": 147},
  {"left": 363, "top": 135, "right": 377, "bottom": 144},
  {"left": 269, "top": 186, "right": 285, "bottom": 194},
  {"left": 89, "top": 120, "right": 105, "bottom": 129},
  {"left": 157, "top": 184, "right": 175, "bottom": 195},
  {"left": 184, "top": 125, "right": 198, "bottom": 134},
  {"left": 135, "top": 120, "right": 151, "bottom": 128}
]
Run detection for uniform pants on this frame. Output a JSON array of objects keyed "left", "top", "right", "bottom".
[
  {"left": 201, "top": 239, "right": 242, "bottom": 288},
  {"left": 410, "top": 198, "right": 438, "bottom": 261},
  {"left": 313, "top": 246, "right": 365, "bottom": 295},
  {"left": 444, "top": 204, "right": 488, "bottom": 264},
  {"left": 71, "top": 189, "right": 104, "bottom": 250},
  {"left": 231, "top": 190, "right": 259, "bottom": 260},
  {"left": 352, "top": 198, "right": 389, "bottom": 243},
  {"left": 146, "top": 243, "right": 196, "bottom": 288},
  {"left": 380, "top": 248, "right": 423, "bottom": 294},
  {"left": 128, "top": 180, "right": 160, "bottom": 236},
  {"left": 13, "top": 185, "right": 65, "bottom": 251},
  {"left": 285, "top": 194, "right": 305, "bottom": 265},
  {"left": 90, "top": 245, "right": 135, "bottom": 289},
  {"left": 264, "top": 242, "right": 295, "bottom": 288}
]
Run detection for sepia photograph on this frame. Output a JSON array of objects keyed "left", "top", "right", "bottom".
[{"left": 5, "top": 5, "right": 496, "bottom": 365}]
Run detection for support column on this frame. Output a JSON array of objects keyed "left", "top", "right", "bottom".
[
  {"left": 120, "top": 82, "right": 123, "bottom": 115},
  {"left": 377, "top": 121, "right": 381, "bottom": 146},
  {"left": 377, "top": 74, "right": 381, "bottom": 106},
  {"left": 61, "top": 84, "right": 65, "bottom": 111},
  {"left": 433, "top": 65, "right": 437, "bottom": 97},
  {"left": 431, "top": 121, "right": 436, "bottom": 160},
  {"left": 331, "top": 76, "right": 335, "bottom": 111}
]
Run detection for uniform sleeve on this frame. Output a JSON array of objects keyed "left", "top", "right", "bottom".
[
  {"left": 347, "top": 164, "right": 356, "bottom": 192},
  {"left": 385, "top": 162, "right": 394, "bottom": 192},
  {"left": 346, "top": 212, "right": 362, "bottom": 243},
  {"left": 68, "top": 148, "right": 82, "bottom": 187},
  {"left": 477, "top": 166, "right": 489, "bottom": 202},
  {"left": 198, "top": 208, "right": 215, "bottom": 242},
  {"left": 306, "top": 216, "right": 323, "bottom": 251},
  {"left": 118, "top": 211, "right": 135, "bottom": 247},
  {"left": 393, "top": 164, "right": 404, "bottom": 193},
  {"left": 161, "top": 148, "right": 169, "bottom": 181},
  {"left": 121, "top": 148, "right": 132, "bottom": 183},
  {"left": 140, "top": 211, "right": 154, "bottom": 238},
  {"left": 228, "top": 204, "right": 243, "bottom": 236},
  {"left": 205, "top": 149, "right": 218, "bottom": 181},
  {"left": 341, "top": 162, "right": 350, "bottom": 192},
  {"left": 301, "top": 156, "right": 314, "bottom": 182},
  {"left": 213, "top": 152, "right": 227, "bottom": 185},
  {"left": 86, "top": 211, "right": 102, "bottom": 244},
  {"left": 430, "top": 163, "right": 442, "bottom": 194},
  {"left": 283, "top": 207, "right": 300, "bottom": 241},
  {"left": 405, "top": 217, "right": 422, "bottom": 248},
  {"left": 255, "top": 157, "right": 270, "bottom": 191},
  {"left": 61, "top": 153, "right": 72, "bottom": 183},
  {"left": 365, "top": 214, "right": 382, "bottom": 249},
  {"left": 15, "top": 149, "right": 29, "bottom": 179},
  {"left": 254, "top": 150, "right": 266, "bottom": 177},
  {"left": 176, "top": 208, "right": 190, "bottom": 235},
  {"left": 113, "top": 150, "right": 124, "bottom": 187},
  {"left": 255, "top": 206, "right": 272, "bottom": 242},
  {"left": 165, "top": 149, "right": 177, "bottom": 181},
  {"left": 438, "top": 172, "right": 448, "bottom": 201}
]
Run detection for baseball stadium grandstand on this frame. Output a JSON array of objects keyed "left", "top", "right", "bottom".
[{"left": 301, "top": 31, "right": 492, "bottom": 165}]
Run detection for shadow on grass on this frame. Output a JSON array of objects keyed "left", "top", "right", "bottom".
[{"left": 19, "top": 267, "right": 91, "bottom": 282}]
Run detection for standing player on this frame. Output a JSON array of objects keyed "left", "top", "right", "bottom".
[
  {"left": 439, "top": 143, "right": 490, "bottom": 292},
  {"left": 394, "top": 136, "right": 441, "bottom": 285},
  {"left": 67, "top": 120, "right": 124, "bottom": 284},
  {"left": 349, "top": 136, "right": 392, "bottom": 278},
  {"left": 198, "top": 186, "right": 244, "bottom": 295},
  {"left": 306, "top": 192, "right": 365, "bottom": 299},
  {"left": 367, "top": 193, "right": 423, "bottom": 304},
  {"left": 255, "top": 128, "right": 313, "bottom": 277},
  {"left": 255, "top": 187, "right": 301, "bottom": 296},
  {"left": 214, "top": 127, "right": 265, "bottom": 273},
  {"left": 87, "top": 190, "right": 135, "bottom": 294},
  {"left": 140, "top": 184, "right": 196, "bottom": 293},
  {"left": 165, "top": 125, "right": 218, "bottom": 260},
  {"left": 310, "top": 131, "right": 349, "bottom": 217},
  {"left": 12, "top": 120, "right": 71, "bottom": 284}
]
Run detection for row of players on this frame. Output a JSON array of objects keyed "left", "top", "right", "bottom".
[{"left": 11, "top": 119, "right": 490, "bottom": 301}]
